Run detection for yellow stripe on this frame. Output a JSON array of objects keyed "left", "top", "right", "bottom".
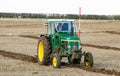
[{"left": 61, "top": 40, "right": 80, "bottom": 42}]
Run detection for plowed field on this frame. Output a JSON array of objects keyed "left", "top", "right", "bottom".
[{"left": 0, "top": 19, "right": 120, "bottom": 76}]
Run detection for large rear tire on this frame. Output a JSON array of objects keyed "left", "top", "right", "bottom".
[
  {"left": 37, "top": 36, "right": 51, "bottom": 65},
  {"left": 84, "top": 52, "right": 93, "bottom": 67}
]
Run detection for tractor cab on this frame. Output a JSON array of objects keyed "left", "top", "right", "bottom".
[{"left": 47, "top": 19, "right": 78, "bottom": 36}]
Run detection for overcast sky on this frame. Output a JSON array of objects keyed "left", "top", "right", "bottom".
[{"left": 0, "top": 0, "right": 120, "bottom": 15}]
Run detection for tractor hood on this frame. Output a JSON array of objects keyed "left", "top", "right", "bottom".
[
  {"left": 60, "top": 34, "right": 81, "bottom": 51},
  {"left": 60, "top": 35, "right": 80, "bottom": 42}
]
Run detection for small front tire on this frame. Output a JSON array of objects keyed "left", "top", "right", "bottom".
[
  {"left": 84, "top": 52, "right": 93, "bottom": 67},
  {"left": 52, "top": 53, "right": 61, "bottom": 68}
]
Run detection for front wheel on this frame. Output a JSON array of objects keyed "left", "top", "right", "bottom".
[
  {"left": 84, "top": 52, "right": 93, "bottom": 67},
  {"left": 52, "top": 53, "right": 61, "bottom": 68}
]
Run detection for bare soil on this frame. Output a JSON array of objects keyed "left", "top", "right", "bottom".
[{"left": 0, "top": 18, "right": 120, "bottom": 76}]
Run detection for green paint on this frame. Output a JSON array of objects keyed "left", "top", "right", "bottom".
[{"left": 46, "top": 19, "right": 82, "bottom": 59}]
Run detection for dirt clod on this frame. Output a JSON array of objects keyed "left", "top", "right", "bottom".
[{"left": 0, "top": 50, "right": 37, "bottom": 63}]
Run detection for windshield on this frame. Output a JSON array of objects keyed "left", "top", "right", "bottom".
[{"left": 55, "top": 22, "right": 77, "bottom": 32}]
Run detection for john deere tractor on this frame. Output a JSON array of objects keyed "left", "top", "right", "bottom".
[{"left": 37, "top": 19, "right": 93, "bottom": 68}]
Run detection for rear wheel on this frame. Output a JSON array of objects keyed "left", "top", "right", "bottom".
[
  {"left": 37, "top": 36, "right": 51, "bottom": 65},
  {"left": 84, "top": 52, "right": 93, "bottom": 67},
  {"left": 52, "top": 53, "right": 61, "bottom": 68}
]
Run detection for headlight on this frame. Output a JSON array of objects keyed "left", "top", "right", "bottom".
[
  {"left": 67, "top": 45, "right": 71, "bottom": 49},
  {"left": 79, "top": 45, "right": 82, "bottom": 50}
]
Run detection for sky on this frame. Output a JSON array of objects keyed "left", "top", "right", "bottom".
[{"left": 0, "top": 0, "right": 120, "bottom": 15}]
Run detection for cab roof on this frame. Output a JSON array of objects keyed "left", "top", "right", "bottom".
[{"left": 48, "top": 19, "right": 75, "bottom": 22}]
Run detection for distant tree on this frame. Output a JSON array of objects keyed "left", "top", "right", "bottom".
[{"left": 0, "top": 12, "right": 120, "bottom": 20}]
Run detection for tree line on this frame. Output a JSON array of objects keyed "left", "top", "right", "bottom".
[{"left": 0, "top": 12, "right": 120, "bottom": 20}]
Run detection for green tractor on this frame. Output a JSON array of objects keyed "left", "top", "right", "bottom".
[{"left": 37, "top": 19, "right": 93, "bottom": 68}]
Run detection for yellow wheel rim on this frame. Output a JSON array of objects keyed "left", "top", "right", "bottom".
[
  {"left": 85, "top": 61, "right": 90, "bottom": 66},
  {"left": 85, "top": 56, "right": 90, "bottom": 66},
  {"left": 53, "top": 57, "right": 57, "bottom": 67},
  {"left": 38, "top": 42, "right": 44, "bottom": 61}
]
